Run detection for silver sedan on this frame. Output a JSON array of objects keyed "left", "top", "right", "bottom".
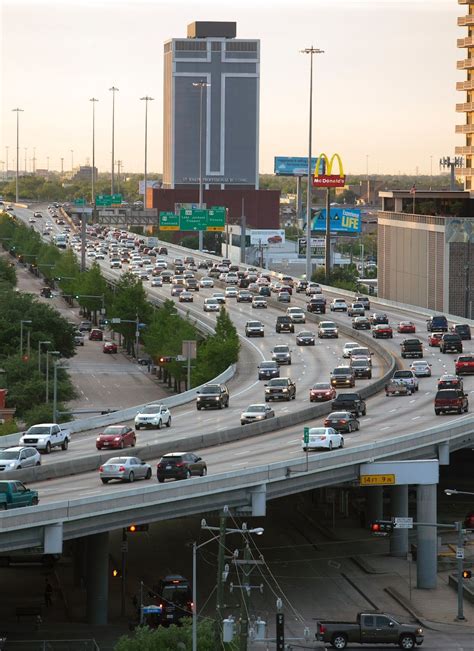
[
  {"left": 240, "top": 404, "right": 275, "bottom": 425},
  {"left": 99, "top": 456, "right": 152, "bottom": 484}
]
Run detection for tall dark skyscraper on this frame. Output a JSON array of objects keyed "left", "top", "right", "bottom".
[{"left": 163, "top": 21, "right": 260, "bottom": 191}]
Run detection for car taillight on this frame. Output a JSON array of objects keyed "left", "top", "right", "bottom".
[
  {"left": 118, "top": 466, "right": 126, "bottom": 471},
  {"left": 175, "top": 462, "right": 184, "bottom": 467},
  {"left": 319, "top": 624, "right": 326, "bottom": 634},
  {"left": 99, "top": 466, "right": 104, "bottom": 472},
  {"left": 339, "top": 420, "right": 347, "bottom": 424},
  {"left": 320, "top": 436, "right": 326, "bottom": 440}
]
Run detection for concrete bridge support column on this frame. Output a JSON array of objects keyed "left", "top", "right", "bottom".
[
  {"left": 86, "top": 531, "right": 109, "bottom": 625},
  {"left": 416, "top": 484, "right": 437, "bottom": 589},
  {"left": 389, "top": 485, "right": 409, "bottom": 557},
  {"left": 365, "top": 487, "right": 383, "bottom": 525}
]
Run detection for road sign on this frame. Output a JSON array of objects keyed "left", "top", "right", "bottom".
[
  {"left": 207, "top": 207, "right": 226, "bottom": 231},
  {"left": 180, "top": 208, "right": 208, "bottom": 231},
  {"left": 96, "top": 195, "right": 112, "bottom": 206},
  {"left": 394, "top": 517, "right": 413, "bottom": 529},
  {"left": 182, "top": 340, "right": 197, "bottom": 359},
  {"left": 456, "top": 547, "right": 465, "bottom": 560},
  {"left": 110, "top": 318, "right": 121, "bottom": 324},
  {"left": 360, "top": 474, "right": 396, "bottom": 486},
  {"left": 303, "top": 427, "right": 310, "bottom": 445},
  {"left": 111, "top": 193, "right": 123, "bottom": 204},
  {"left": 159, "top": 211, "right": 180, "bottom": 231},
  {"left": 74, "top": 198, "right": 86, "bottom": 206}
]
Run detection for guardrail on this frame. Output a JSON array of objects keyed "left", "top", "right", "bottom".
[{"left": 1, "top": 415, "right": 473, "bottom": 540}]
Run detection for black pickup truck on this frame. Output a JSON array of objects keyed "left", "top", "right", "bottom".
[
  {"left": 316, "top": 612, "right": 424, "bottom": 650},
  {"left": 331, "top": 392, "right": 366, "bottom": 416},
  {"left": 400, "top": 338, "right": 423, "bottom": 359}
]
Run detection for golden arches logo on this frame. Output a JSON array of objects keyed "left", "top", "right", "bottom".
[{"left": 313, "top": 153, "right": 346, "bottom": 188}]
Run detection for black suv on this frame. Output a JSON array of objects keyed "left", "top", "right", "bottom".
[
  {"left": 427, "top": 315, "right": 448, "bottom": 332},
  {"left": 370, "top": 312, "right": 389, "bottom": 325},
  {"left": 264, "top": 378, "right": 296, "bottom": 401},
  {"left": 350, "top": 358, "right": 372, "bottom": 379},
  {"left": 196, "top": 384, "right": 229, "bottom": 410},
  {"left": 258, "top": 361, "right": 280, "bottom": 380},
  {"left": 307, "top": 297, "right": 326, "bottom": 314},
  {"left": 275, "top": 315, "right": 294, "bottom": 333},
  {"left": 451, "top": 323, "right": 471, "bottom": 340},
  {"left": 157, "top": 452, "right": 207, "bottom": 482},
  {"left": 439, "top": 333, "right": 462, "bottom": 354}
]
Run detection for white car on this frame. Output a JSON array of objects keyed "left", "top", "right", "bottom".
[
  {"left": 225, "top": 272, "right": 239, "bottom": 284},
  {"left": 342, "top": 342, "right": 361, "bottom": 358},
  {"left": 0, "top": 446, "right": 41, "bottom": 470},
  {"left": 204, "top": 298, "right": 220, "bottom": 312},
  {"left": 330, "top": 299, "right": 348, "bottom": 312},
  {"left": 225, "top": 287, "right": 238, "bottom": 298},
  {"left": 252, "top": 296, "right": 267, "bottom": 309},
  {"left": 200, "top": 277, "right": 214, "bottom": 288},
  {"left": 134, "top": 404, "right": 171, "bottom": 430},
  {"left": 392, "top": 370, "right": 419, "bottom": 392},
  {"left": 110, "top": 259, "right": 122, "bottom": 269},
  {"left": 306, "top": 282, "right": 322, "bottom": 295},
  {"left": 302, "top": 427, "right": 344, "bottom": 452},
  {"left": 286, "top": 307, "right": 306, "bottom": 323},
  {"left": 409, "top": 360, "right": 432, "bottom": 377},
  {"left": 155, "top": 259, "right": 168, "bottom": 269}
]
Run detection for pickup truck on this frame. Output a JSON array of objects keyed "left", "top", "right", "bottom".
[
  {"left": 400, "top": 338, "right": 423, "bottom": 359},
  {"left": 0, "top": 481, "right": 39, "bottom": 510},
  {"left": 19, "top": 423, "right": 71, "bottom": 454},
  {"left": 316, "top": 612, "right": 424, "bottom": 649},
  {"left": 331, "top": 392, "right": 367, "bottom": 416}
]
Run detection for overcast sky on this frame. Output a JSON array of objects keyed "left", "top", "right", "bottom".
[{"left": 0, "top": 0, "right": 463, "bottom": 176}]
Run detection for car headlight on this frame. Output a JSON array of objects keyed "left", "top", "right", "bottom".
[
  {"left": 96, "top": 437, "right": 101, "bottom": 441},
  {"left": 197, "top": 396, "right": 202, "bottom": 401},
  {"left": 416, "top": 628, "right": 423, "bottom": 635},
  {"left": 8, "top": 462, "right": 16, "bottom": 468},
  {"left": 282, "top": 388, "right": 288, "bottom": 392},
  {"left": 114, "top": 437, "right": 121, "bottom": 441},
  {"left": 215, "top": 396, "right": 220, "bottom": 400}
]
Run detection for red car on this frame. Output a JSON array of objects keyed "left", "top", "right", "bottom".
[
  {"left": 455, "top": 354, "right": 474, "bottom": 375},
  {"left": 372, "top": 324, "right": 393, "bottom": 339},
  {"left": 428, "top": 332, "right": 443, "bottom": 347},
  {"left": 465, "top": 511, "right": 474, "bottom": 529},
  {"left": 89, "top": 328, "right": 104, "bottom": 341},
  {"left": 310, "top": 383, "right": 336, "bottom": 402},
  {"left": 96, "top": 425, "right": 136, "bottom": 450},
  {"left": 397, "top": 321, "right": 416, "bottom": 334},
  {"left": 103, "top": 341, "right": 118, "bottom": 354},
  {"left": 267, "top": 235, "right": 282, "bottom": 244}
]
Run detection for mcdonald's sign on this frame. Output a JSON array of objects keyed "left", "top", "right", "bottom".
[{"left": 312, "top": 153, "right": 346, "bottom": 188}]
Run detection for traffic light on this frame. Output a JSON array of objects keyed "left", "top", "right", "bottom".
[
  {"left": 112, "top": 568, "right": 121, "bottom": 578},
  {"left": 125, "top": 524, "right": 149, "bottom": 533},
  {"left": 159, "top": 356, "right": 174, "bottom": 364},
  {"left": 462, "top": 570, "right": 472, "bottom": 579},
  {"left": 370, "top": 520, "right": 394, "bottom": 537},
  {"left": 21, "top": 354, "right": 29, "bottom": 363}
]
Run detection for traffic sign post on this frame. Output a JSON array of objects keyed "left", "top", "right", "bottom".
[
  {"left": 394, "top": 517, "right": 413, "bottom": 529},
  {"left": 159, "top": 211, "right": 180, "bottom": 231},
  {"left": 74, "top": 198, "right": 86, "bottom": 206},
  {"left": 303, "top": 427, "right": 310, "bottom": 471}
]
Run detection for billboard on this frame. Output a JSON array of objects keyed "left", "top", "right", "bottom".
[
  {"left": 274, "top": 157, "right": 324, "bottom": 177},
  {"left": 298, "top": 237, "right": 325, "bottom": 257},
  {"left": 249, "top": 229, "right": 285, "bottom": 247},
  {"left": 312, "top": 153, "right": 346, "bottom": 188},
  {"left": 139, "top": 180, "right": 160, "bottom": 193},
  {"left": 312, "top": 208, "right": 362, "bottom": 233}
]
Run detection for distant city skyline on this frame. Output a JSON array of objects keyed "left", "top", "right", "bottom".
[{"left": 0, "top": 0, "right": 462, "bottom": 177}]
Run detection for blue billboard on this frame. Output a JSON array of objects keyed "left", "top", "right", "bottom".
[
  {"left": 311, "top": 208, "right": 362, "bottom": 234},
  {"left": 274, "top": 156, "right": 325, "bottom": 176}
]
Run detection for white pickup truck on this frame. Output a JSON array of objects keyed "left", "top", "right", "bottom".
[{"left": 19, "top": 423, "right": 71, "bottom": 453}]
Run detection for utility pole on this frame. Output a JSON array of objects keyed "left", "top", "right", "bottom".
[
  {"left": 239, "top": 544, "right": 252, "bottom": 651},
  {"left": 325, "top": 187, "right": 331, "bottom": 283},
  {"left": 109, "top": 85, "right": 119, "bottom": 194},
  {"left": 60, "top": 157, "right": 64, "bottom": 174},
  {"left": 140, "top": 95, "right": 154, "bottom": 209},
  {"left": 90, "top": 97, "right": 99, "bottom": 205},
  {"left": 215, "top": 515, "right": 227, "bottom": 646},
  {"left": 12, "top": 108, "right": 23, "bottom": 203}
]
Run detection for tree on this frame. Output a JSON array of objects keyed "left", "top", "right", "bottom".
[
  {"left": 109, "top": 272, "right": 154, "bottom": 355},
  {"left": 192, "top": 307, "right": 239, "bottom": 386},
  {"left": 0, "top": 257, "right": 16, "bottom": 286},
  {"left": 114, "top": 619, "right": 227, "bottom": 651},
  {"left": 74, "top": 262, "right": 108, "bottom": 321}
]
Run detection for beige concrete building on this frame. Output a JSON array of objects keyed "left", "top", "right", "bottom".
[
  {"left": 456, "top": 0, "right": 474, "bottom": 189},
  {"left": 378, "top": 191, "right": 474, "bottom": 317}
]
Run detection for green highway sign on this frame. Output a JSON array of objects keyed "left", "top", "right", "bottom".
[
  {"left": 303, "top": 427, "right": 310, "bottom": 445},
  {"left": 96, "top": 195, "right": 112, "bottom": 206},
  {"left": 207, "top": 207, "right": 226, "bottom": 231},
  {"left": 74, "top": 198, "right": 86, "bottom": 206},
  {"left": 159, "top": 211, "right": 180, "bottom": 231},
  {"left": 96, "top": 194, "right": 123, "bottom": 207},
  {"left": 179, "top": 206, "right": 226, "bottom": 232}
]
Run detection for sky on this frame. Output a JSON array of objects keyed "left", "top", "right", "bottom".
[{"left": 0, "top": 0, "right": 464, "bottom": 176}]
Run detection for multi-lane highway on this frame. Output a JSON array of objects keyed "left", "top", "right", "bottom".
[{"left": 8, "top": 203, "right": 474, "bottom": 505}]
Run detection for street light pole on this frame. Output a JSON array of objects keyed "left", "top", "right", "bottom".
[
  {"left": 38, "top": 340, "right": 51, "bottom": 374},
  {"left": 300, "top": 47, "right": 324, "bottom": 282},
  {"left": 193, "top": 81, "right": 209, "bottom": 252},
  {"left": 109, "top": 86, "right": 119, "bottom": 194},
  {"left": 20, "top": 319, "right": 32, "bottom": 357},
  {"left": 140, "top": 96, "right": 154, "bottom": 209},
  {"left": 90, "top": 98, "right": 99, "bottom": 205},
  {"left": 5, "top": 146, "right": 9, "bottom": 180},
  {"left": 71, "top": 149, "right": 74, "bottom": 171},
  {"left": 12, "top": 108, "right": 24, "bottom": 203}
]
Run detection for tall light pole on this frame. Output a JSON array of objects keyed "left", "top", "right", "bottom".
[
  {"left": 51, "top": 352, "right": 61, "bottom": 423},
  {"left": 47, "top": 156, "right": 50, "bottom": 172},
  {"left": 300, "top": 47, "right": 324, "bottom": 282},
  {"left": 12, "top": 108, "right": 24, "bottom": 203},
  {"left": 366, "top": 154, "right": 370, "bottom": 204},
  {"left": 70, "top": 149, "right": 74, "bottom": 171},
  {"left": 5, "top": 146, "right": 9, "bottom": 180},
  {"left": 45, "top": 349, "right": 59, "bottom": 403},
  {"left": 33, "top": 147, "right": 36, "bottom": 173},
  {"left": 193, "top": 81, "right": 210, "bottom": 252},
  {"left": 109, "top": 86, "right": 119, "bottom": 194},
  {"left": 140, "top": 96, "right": 154, "bottom": 209},
  {"left": 19, "top": 319, "right": 32, "bottom": 357},
  {"left": 60, "top": 157, "right": 64, "bottom": 174},
  {"left": 24, "top": 147, "right": 27, "bottom": 175},
  {"left": 38, "top": 340, "right": 51, "bottom": 374},
  {"left": 90, "top": 97, "right": 99, "bottom": 204}
]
